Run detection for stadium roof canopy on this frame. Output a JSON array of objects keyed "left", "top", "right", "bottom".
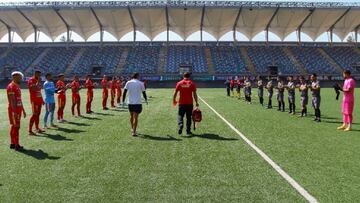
[{"left": 0, "top": 1, "right": 360, "bottom": 42}]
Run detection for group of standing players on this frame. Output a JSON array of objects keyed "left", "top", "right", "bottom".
[
  {"left": 6, "top": 70, "right": 148, "bottom": 151},
  {"left": 226, "top": 73, "right": 323, "bottom": 122}
]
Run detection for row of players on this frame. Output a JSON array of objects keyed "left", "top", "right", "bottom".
[
  {"left": 225, "top": 74, "right": 323, "bottom": 122},
  {"left": 6, "top": 70, "right": 145, "bottom": 151}
]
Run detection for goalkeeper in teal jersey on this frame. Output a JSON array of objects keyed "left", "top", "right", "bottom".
[{"left": 43, "top": 73, "right": 57, "bottom": 128}]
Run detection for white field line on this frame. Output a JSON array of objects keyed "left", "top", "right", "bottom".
[{"left": 198, "top": 96, "right": 318, "bottom": 203}]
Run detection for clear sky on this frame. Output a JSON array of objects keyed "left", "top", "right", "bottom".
[{"left": 0, "top": 0, "right": 359, "bottom": 43}]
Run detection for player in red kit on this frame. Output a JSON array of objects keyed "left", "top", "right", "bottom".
[
  {"left": 143, "top": 80, "right": 148, "bottom": 89},
  {"left": 85, "top": 75, "right": 96, "bottom": 114},
  {"left": 28, "top": 70, "right": 45, "bottom": 135},
  {"left": 71, "top": 75, "right": 82, "bottom": 117},
  {"left": 102, "top": 75, "right": 109, "bottom": 110},
  {"left": 56, "top": 74, "right": 68, "bottom": 123},
  {"left": 230, "top": 78, "right": 235, "bottom": 97},
  {"left": 7, "top": 71, "right": 27, "bottom": 151},
  {"left": 110, "top": 77, "right": 116, "bottom": 108},
  {"left": 116, "top": 77, "right": 122, "bottom": 106}
]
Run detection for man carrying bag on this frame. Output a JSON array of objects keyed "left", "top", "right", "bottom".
[{"left": 173, "top": 72, "right": 199, "bottom": 135}]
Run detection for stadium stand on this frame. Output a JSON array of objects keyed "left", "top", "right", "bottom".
[
  {"left": 122, "top": 46, "right": 160, "bottom": 74},
  {"left": 209, "top": 46, "right": 250, "bottom": 74},
  {"left": 289, "top": 47, "right": 338, "bottom": 74},
  {"left": 0, "top": 44, "right": 360, "bottom": 77},
  {"left": 71, "top": 46, "right": 122, "bottom": 75},
  {"left": 246, "top": 46, "right": 299, "bottom": 75},
  {"left": 165, "top": 46, "right": 208, "bottom": 73},
  {"left": 323, "top": 47, "right": 360, "bottom": 73},
  {"left": 36, "top": 47, "right": 80, "bottom": 75},
  {"left": 0, "top": 47, "right": 44, "bottom": 72}
]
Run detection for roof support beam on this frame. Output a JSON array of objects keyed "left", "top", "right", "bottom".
[
  {"left": 233, "top": 6, "right": 242, "bottom": 42},
  {"left": 297, "top": 8, "right": 315, "bottom": 43},
  {"left": 354, "top": 24, "right": 360, "bottom": 44},
  {"left": 90, "top": 7, "right": 103, "bottom": 46},
  {"left": 53, "top": 8, "right": 70, "bottom": 44},
  {"left": 16, "top": 8, "right": 38, "bottom": 43},
  {"left": 200, "top": 5, "right": 205, "bottom": 43},
  {"left": 329, "top": 7, "right": 351, "bottom": 44},
  {"left": 265, "top": 6, "right": 280, "bottom": 43},
  {"left": 127, "top": 6, "right": 136, "bottom": 42},
  {"left": 0, "top": 18, "right": 12, "bottom": 44},
  {"left": 165, "top": 6, "right": 170, "bottom": 43}
]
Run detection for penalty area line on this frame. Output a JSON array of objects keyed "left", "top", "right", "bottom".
[{"left": 198, "top": 96, "right": 318, "bottom": 203}]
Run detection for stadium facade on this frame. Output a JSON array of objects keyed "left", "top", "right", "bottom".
[{"left": 0, "top": 1, "right": 360, "bottom": 81}]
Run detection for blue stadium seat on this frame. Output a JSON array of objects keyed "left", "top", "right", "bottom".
[
  {"left": 123, "top": 46, "right": 160, "bottom": 74},
  {"left": 165, "top": 46, "right": 208, "bottom": 73}
]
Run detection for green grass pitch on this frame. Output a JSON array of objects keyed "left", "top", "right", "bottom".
[{"left": 0, "top": 88, "right": 359, "bottom": 202}]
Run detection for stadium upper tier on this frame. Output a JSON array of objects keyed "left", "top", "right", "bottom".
[
  {"left": 0, "top": 43, "right": 359, "bottom": 76},
  {"left": 0, "top": 1, "right": 360, "bottom": 43}
]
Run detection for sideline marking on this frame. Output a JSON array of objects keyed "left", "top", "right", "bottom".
[{"left": 199, "top": 96, "right": 318, "bottom": 203}]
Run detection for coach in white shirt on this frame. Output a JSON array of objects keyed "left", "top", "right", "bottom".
[{"left": 122, "top": 73, "right": 148, "bottom": 136}]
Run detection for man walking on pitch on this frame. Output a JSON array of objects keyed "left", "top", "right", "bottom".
[
  {"left": 43, "top": 73, "right": 57, "bottom": 128},
  {"left": 173, "top": 72, "right": 199, "bottom": 135},
  {"left": 122, "top": 73, "right": 148, "bottom": 136},
  {"left": 7, "top": 71, "right": 27, "bottom": 151},
  {"left": 28, "top": 70, "right": 45, "bottom": 135}
]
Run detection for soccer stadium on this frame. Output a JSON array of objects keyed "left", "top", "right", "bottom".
[{"left": 0, "top": 0, "right": 359, "bottom": 202}]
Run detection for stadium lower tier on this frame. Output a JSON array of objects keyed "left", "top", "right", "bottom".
[{"left": 0, "top": 43, "right": 359, "bottom": 76}]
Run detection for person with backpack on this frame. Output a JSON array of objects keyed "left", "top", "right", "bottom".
[{"left": 173, "top": 72, "right": 199, "bottom": 135}]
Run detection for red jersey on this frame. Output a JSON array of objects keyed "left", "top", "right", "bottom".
[
  {"left": 176, "top": 79, "right": 196, "bottom": 105},
  {"left": 7, "top": 81, "right": 23, "bottom": 112},
  {"left": 143, "top": 80, "right": 148, "bottom": 88},
  {"left": 237, "top": 79, "right": 241, "bottom": 85},
  {"left": 101, "top": 79, "right": 108, "bottom": 90},
  {"left": 56, "top": 80, "right": 66, "bottom": 96},
  {"left": 28, "top": 76, "right": 43, "bottom": 104},
  {"left": 116, "top": 80, "right": 122, "bottom": 91},
  {"left": 110, "top": 81, "right": 116, "bottom": 91},
  {"left": 71, "top": 81, "right": 81, "bottom": 95},
  {"left": 230, "top": 79, "right": 235, "bottom": 88},
  {"left": 85, "top": 79, "right": 94, "bottom": 94}
]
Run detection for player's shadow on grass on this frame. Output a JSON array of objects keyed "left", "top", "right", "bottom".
[
  {"left": 80, "top": 115, "right": 101, "bottom": 120},
  {"left": 110, "top": 108, "right": 127, "bottom": 112},
  {"left": 93, "top": 112, "right": 114, "bottom": 116},
  {"left": 56, "top": 127, "right": 86, "bottom": 134},
  {"left": 184, "top": 133, "right": 238, "bottom": 141},
  {"left": 65, "top": 121, "right": 91, "bottom": 126},
  {"left": 138, "top": 134, "right": 182, "bottom": 141},
  {"left": 19, "top": 149, "right": 60, "bottom": 160},
  {"left": 39, "top": 133, "right": 73, "bottom": 141},
  {"left": 323, "top": 120, "right": 360, "bottom": 125}
]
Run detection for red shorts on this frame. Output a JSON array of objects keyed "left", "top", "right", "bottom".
[
  {"left": 87, "top": 91, "right": 93, "bottom": 97},
  {"left": 8, "top": 109, "right": 22, "bottom": 126},
  {"left": 72, "top": 94, "right": 80, "bottom": 103},
  {"left": 103, "top": 90, "right": 108, "bottom": 98},
  {"left": 31, "top": 102, "right": 43, "bottom": 114},
  {"left": 58, "top": 94, "right": 66, "bottom": 107}
]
